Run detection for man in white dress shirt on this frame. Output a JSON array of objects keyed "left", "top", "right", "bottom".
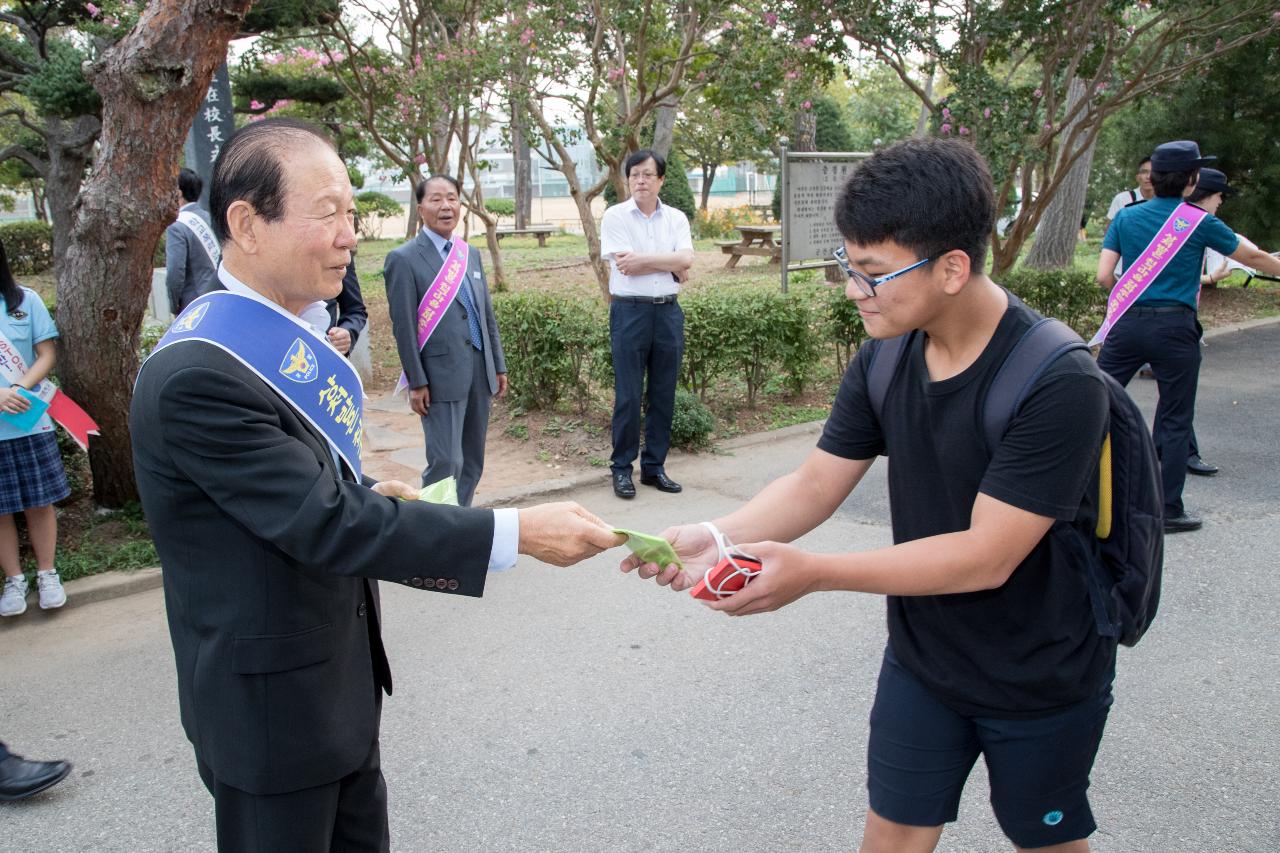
[{"left": 599, "top": 149, "right": 695, "bottom": 499}]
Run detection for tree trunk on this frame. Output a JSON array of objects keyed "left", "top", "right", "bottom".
[
  {"left": 29, "top": 180, "right": 47, "bottom": 221},
  {"left": 527, "top": 99, "right": 610, "bottom": 294},
  {"left": 792, "top": 108, "right": 817, "bottom": 152},
  {"left": 404, "top": 187, "right": 420, "bottom": 239},
  {"left": 915, "top": 65, "right": 935, "bottom": 137},
  {"left": 651, "top": 101, "right": 677, "bottom": 159},
  {"left": 44, "top": 115, "right": 99, "bottom": 280},
  {"left": 700, "top": 163, "right": 716, "bottom": 211},
  {"left": 56, "top": 0, "right": 253, "bottom": 508},
  {"left": 511, "top": 99, "right": 532, "bottom": 229},
  {"left": 1025, "top": 78, "right": 1095, "bottom": 270}
]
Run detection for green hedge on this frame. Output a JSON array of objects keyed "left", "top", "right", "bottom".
[
  {"left": 493, "top": 283, "right": 859, "bottom": 416},
  {"left": 1000, "top": 266, "right": 1106, "bottom": 339},
  {"left": 0, "top": 220, "right": 54, "bottom": 274},
  {"left": 491, "top": 292, "right": 608, "bottom": 413}
]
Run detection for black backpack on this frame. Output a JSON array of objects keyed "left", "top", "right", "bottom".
[{"left": 866, "top": 317, "right": 1164, "bottom": 646}]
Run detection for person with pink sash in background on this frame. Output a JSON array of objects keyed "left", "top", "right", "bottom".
[{"left": 1096, "top": 142, "right": 1280, "bottom": 532}]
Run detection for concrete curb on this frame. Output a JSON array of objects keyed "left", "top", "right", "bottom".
[
  {"left": 0, "top": 566, "right": 162, "bottom": 627},
  {"left": 1202, "top": 312, "right": 1280, "bottom": 340}
]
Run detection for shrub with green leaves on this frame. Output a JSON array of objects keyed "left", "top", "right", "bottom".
[
  {"left": 681, "top": 285, "right": 821, "bottom": 406},
  {"left": 492, "top": 292, "right": 607, "bottom": 412},
  {"left": 0, "top": 220, "right": 54, "bottom": 275},
  {"left": 822, "top": 283, "right": 866, "bottom": 373},
  {"left": 354, "top": 191, "right": 403, "bottom": 240},
  {"left": 1001, "top": 266, "right": 1105, "bottom": 338},
  {"left": 484, "top": 198, "right": 516, "bottom": 218},
  {"left": 669, "top": 388, "right": 715, "bottom": 448}
]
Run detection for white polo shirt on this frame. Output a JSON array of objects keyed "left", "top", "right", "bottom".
[
  {"left": 1106, "top": 187, "right": 1143, "bottom": 222},
  {"left": 599, "top": 197, "right": 693, "bottom": 298}
]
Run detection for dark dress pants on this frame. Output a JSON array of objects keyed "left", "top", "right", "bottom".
[
  {"left": 610, "top": 299, "right": 684, "bottom": 475},
  {"left": 1096, "top": 306, "right": 1201, "bottom": 516},
  {"left": 197, "top": 729, "right": 390, "bottom": 852},
  {"left": 420, "top": 346, "right": 491, "bottom": 507}
]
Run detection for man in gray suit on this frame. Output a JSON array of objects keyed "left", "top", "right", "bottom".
[
  {"left": 164, "top": 167, "right": 220, "bottom": 314},
  {"left": 384, "top": 175, "right": 506, "bottom": 506}
]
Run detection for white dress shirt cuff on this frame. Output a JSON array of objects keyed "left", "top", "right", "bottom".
[{"left": 488, "top": 507, "right": 519, "bottom": 572}]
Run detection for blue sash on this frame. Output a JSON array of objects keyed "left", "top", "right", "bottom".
[{"left": 146, "top": 290, "right": 363, "bottom": 479}]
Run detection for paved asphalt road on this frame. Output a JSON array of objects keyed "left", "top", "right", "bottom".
[{"left": 2, "top": 323, "right": 1278, "bottom": 852}]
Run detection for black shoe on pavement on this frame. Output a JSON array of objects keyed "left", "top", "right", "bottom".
[
  {"left": 0, "top": 753, "right": 72, "bottom": 801},
  {"left": 1187, "top": 455, "right": 1219, "bottom": 477},
  {"left": 1164, "top": 512, "right": 1203, "bottom": 533},
  {"left": 612, "top": 470, "right": 636, "bottom": 499},
  {"left": 640, "top": 472, "right": 683, "bottom": 493}
]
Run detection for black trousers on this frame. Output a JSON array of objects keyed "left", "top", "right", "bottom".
[
  {"left": 197, "top": 735, "right": 390, "bottom": 853},
  {"left": 1097, "top": 306, "right": 1201, "bottom": 515},
  {"left": 609, "top": 298, "right": 684, "bottom": 475}
]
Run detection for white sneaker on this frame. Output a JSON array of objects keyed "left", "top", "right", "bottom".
[
  {"left": 37, "top": 570, "right": 67, "bottom": 610},
  {"left": 0, "top": 575, "right": 28, "bottom": 617}
]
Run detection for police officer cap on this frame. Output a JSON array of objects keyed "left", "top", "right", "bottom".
[
  {"left": 1149, "top": 140, "right": 1216, "bottom": 171},
  {"left": 1195, "top": 167, "right": 1237, "bottom": 197}
]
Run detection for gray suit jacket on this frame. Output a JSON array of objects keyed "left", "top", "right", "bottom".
[
  {"left": 384, "top": 231, "right": 505, "bottom": 403},
  {"left": 164, "top": 203, "right": 219, "bottom": 314}
]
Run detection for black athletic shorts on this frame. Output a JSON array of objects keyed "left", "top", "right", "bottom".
[{"left": 866, "top": 646, "right": 1113, "bottom": 848}]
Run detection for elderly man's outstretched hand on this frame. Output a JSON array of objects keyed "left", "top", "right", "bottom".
[
  {"left": 371, "top": 479, "right": 421, "bottom": 500},
  {"left": 518, "top": 502, "right": 627, "bottom": 567}
]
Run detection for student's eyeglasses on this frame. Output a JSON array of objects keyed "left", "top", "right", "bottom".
[{"left": 832, "top": 247, "right": 938, "bottom": 297}]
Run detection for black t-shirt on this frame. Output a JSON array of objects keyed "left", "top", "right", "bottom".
[{"left": 818, "top": 292, "right": 1117, "bottom": 718}]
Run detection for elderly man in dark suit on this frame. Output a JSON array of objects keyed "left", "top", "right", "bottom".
[
  {"left": 383, "top": 175, "right": 506, "bottom": 507},
  {"left": 131, "top": 118, "right": 620, "bottom": 853}
]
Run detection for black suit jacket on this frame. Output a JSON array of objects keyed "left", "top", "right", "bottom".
[
  {"left": 131, "top": 340, "right": 494, "bottom": 795},
  {"left": 383, "top": 231, "right": 506, "bottom": 402},
  {"left": 325, "top": 261, "right": 368, "bottom": 346}
]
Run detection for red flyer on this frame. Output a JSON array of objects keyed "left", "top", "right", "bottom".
[{"left": 691, "top": 553, "right": 763, "bottom": 601}]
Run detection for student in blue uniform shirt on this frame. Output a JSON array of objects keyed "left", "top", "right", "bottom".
[{"left": 0, "top": 238, "right": 70, "bottom": 617}]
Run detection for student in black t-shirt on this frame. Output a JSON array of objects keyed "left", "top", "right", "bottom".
[{"left": 623, "top": 138, "right": 1116, "bottom": 852}]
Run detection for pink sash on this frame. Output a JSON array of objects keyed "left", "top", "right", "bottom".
[
  {"left": 1090, "top": 203, "right": 1206, "bottom": 346},
  {"left": 395, "top": 239, "right": 471, "bottom": 394}
]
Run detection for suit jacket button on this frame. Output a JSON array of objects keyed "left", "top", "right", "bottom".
[
  {"left": 357, "top": 602, "right": 367, "bottom": 617},
  {"left": 447, "top": 579, "right": 459, "bottom": 591},
  {"left": 411, "top": 577, "right": 424, "bottom": 587},
  {"left": 435, "top": 578, "right": 448, "bottom": 590}
]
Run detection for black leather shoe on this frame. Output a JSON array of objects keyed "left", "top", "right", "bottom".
[
  {"left": 640, "top": 472, "right": 683, "bottom": 493},
  {"left": 612, "top": 471, "right": 636, "bottom": 499},
  {"left": 1164, "top": 512, "right": 1203, "bottom": 533},
  {"left": 0, "top": 753, "right": 71, "bottom": 801},
  {"left": 1187, "top": 455, "right": 1219, "bottom": 476}
]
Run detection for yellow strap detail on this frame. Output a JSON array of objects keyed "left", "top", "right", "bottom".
[{"left": 1096, "top": 433, "right": 1113, "bottom": 539}]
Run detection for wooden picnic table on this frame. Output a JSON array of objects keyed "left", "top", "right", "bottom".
[
  {"left": 493, "top": 224, "right": 558, "bottom": 247},
  {"left": 716, "top": 224, "right": 782, "bottom": 268}
]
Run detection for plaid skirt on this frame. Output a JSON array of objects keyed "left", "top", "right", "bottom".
[{"left": 0, "top": 431, "right": 71, "bottom": 515}]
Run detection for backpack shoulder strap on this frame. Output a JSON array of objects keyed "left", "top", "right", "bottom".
[
  {"left": 983, "top": 318, "right": 1089, "bottom": 451},
  {"left": 866, "top": 334, "right": 910, "bottom": 425}
]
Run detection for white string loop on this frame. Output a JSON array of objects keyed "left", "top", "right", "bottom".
[{"left": 698, "top": 521, "right": 761, "bottom": 599}]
